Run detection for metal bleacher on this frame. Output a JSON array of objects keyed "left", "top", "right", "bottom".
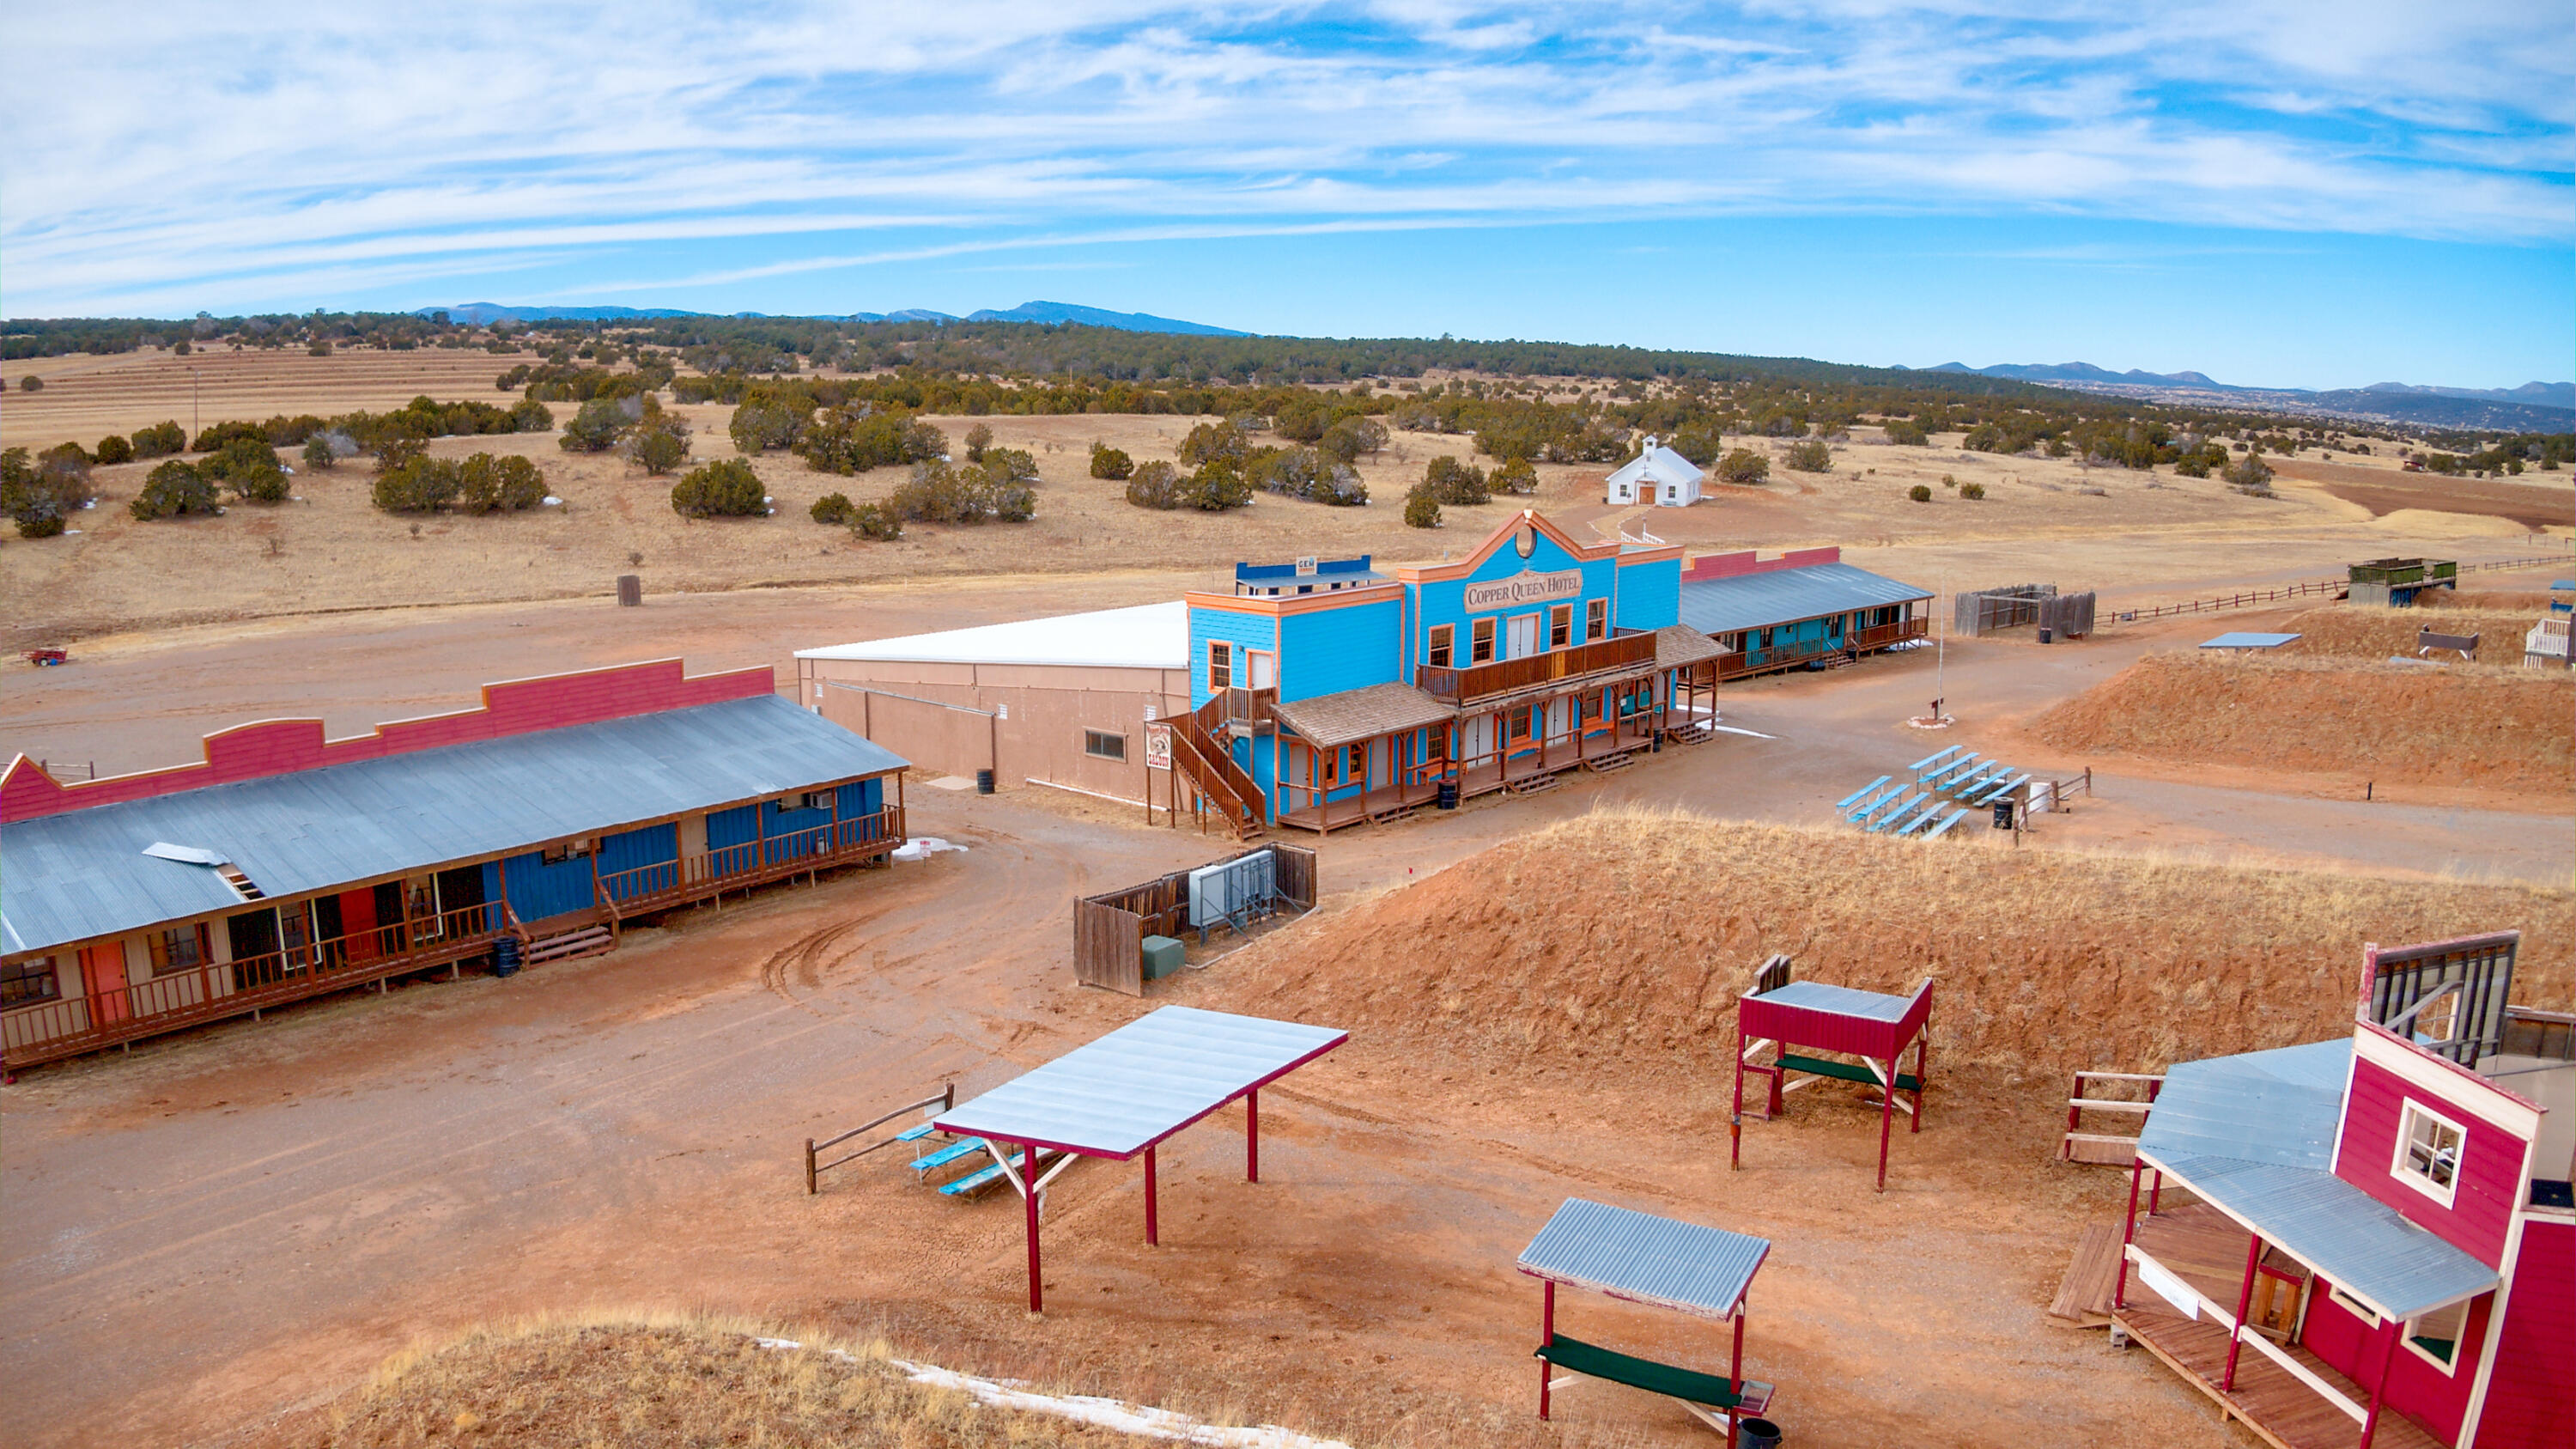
[{"left": 1831, "top": 744, "right": 2032, "bottom": 839}]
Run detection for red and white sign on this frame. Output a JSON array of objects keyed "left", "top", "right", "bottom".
[
  {"left": 1462, "top": 569, "right": 1583, "bottom": 612},
  {"left": 1144, "top": 721, "right": 1173, "bottom": 770}
]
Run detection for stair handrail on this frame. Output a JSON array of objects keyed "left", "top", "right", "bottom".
[
  {"left": 806, "top": 1083, "right": 955, "bottom": 1193},
  {"left": 1167, "top": 728, "right": 1258, "bottom": 830},
  {"left": 1172, "top": 709, "right": 1264, "bottom": 825}
]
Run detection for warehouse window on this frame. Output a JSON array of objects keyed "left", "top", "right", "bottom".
[
  {"left": 2, "top": 954, "right": 60, "bottom": 1006},
  {"left": 1084, "top": 730, "right": 1127, "bottom": 762},
  {"left": 1588, "top": 599, "right": 1608, "bottom": 641},
  {"left": 1471, "top": 618, "right": 1497, "bottom": 663},
  {"left": 1426, "top": 624, "right": 1454, "bottom": 668},
  {"left": 1207, "top": 640, "right": 1233, "bottom": 691}
]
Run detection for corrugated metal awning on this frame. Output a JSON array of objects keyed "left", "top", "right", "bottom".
[
  {"left": 1676, "top": 563, "right": 1932, "bottom": 637},
  {"left": 1518, "top": 1198, "right": 1768, "bottom": 1320},
  {"left": 935, "top": 1006, "right": 1346, "bottom": 1160}
]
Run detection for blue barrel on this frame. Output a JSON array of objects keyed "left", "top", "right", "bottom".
[{"left": 493, "top": 938, "right": 521, "bottom": 977}]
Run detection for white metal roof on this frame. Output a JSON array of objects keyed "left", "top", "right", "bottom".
[
  {"left": 934, "top": 1005, "right": 1346, "bottom": 1159},
  {"left": 796, "top": 600, "right": 1189, "bottom": 671},
  {"left": 1605, "top": 438, "right": 1706, "bottom": 489},
  {"left": 1517, "top": 1198, "right": 1769, "bottom": 1320}
]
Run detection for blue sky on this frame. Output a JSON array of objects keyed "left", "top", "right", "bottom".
[{"left": 3, "top": 3, "right": 2568, "bottom": 388}]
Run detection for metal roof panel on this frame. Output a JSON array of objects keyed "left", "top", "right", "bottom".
[
  {"left": 1517, "top": 1197, "right": 1769, "bottom": 1320},
  {"left": 1675, "top": 563, "right": 1934, "bottom": 637}
]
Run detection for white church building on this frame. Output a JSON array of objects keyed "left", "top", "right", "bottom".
[{"left": 1604, "top": 435, "right": 1705, "bottom": 508}]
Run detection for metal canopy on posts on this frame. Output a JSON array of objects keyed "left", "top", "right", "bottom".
[
  {"left": 1730, "top": 958, "right": 1935, "bottom": 1192},
  {"left": 932, "top": 1005, "right": 1346, "bottom": 1314},
  {"left": 1517, "top": 1197, "right": 1777, "bottom": 1439}
]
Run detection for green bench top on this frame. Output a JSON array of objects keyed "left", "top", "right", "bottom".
[
  {"left": 1777, "top": 1052, "right": 1921, "bottom": 1093},
  {"left": 1535, "top": 1334, "right": 1768, "bottom": 1411}
]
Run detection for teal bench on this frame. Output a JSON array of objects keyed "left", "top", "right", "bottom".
[
  {"left": 1778, "top": 1052, "right": 1921, "bottom": 1093},
  {"left": 910, "top": 1135, "right": 991, "bottom": 1176},
  {"left": 939, "top": 1145, "right": 1045, "bottom": 1197},
  {"left": 1536, "top": 1334, "right": 1776, "bottom": 1417}
]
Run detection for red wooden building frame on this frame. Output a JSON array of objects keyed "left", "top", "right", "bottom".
[{"left": 1731, "top": 958, "right": 1934, "bottom": 1191}]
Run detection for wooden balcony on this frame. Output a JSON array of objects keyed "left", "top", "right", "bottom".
[
  {"left": 1416, "top": 632, "right": 1657, "bottom": 706},
  {"left": 597, "top": 807, "right": 903, "bottom": 914}
]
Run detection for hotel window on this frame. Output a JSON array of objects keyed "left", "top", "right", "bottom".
[
  {"left": 147, "top": 923, "right": 210, "bottom": 977},
  {"left": 2, "top": 954, "right": 60, "bottom": 1006},
  {"left": 1207, "top": 640, "right": 1233, "bottom": 691},
  {"left": 2405, "top": 1300, "right": 2468, "bottom": 1373},
  {"left": 1426, "top": 624, "right": 1455, "bottom": 669},
  {"left": 1587, "top": 599, "right": 1608, "bottom": 641},
  {"left": 1471, "top": 618, "right": 1497, "bottom": 663},
  {"left": 1549, "top": 604, "right": 1573, "bottom": 649},
  {"left": 1084, "top": 730, "right": 1127, "bottom": 762},
  {"left": 2393, "top": 1100, "right": 2465, "bottom": 1208}
]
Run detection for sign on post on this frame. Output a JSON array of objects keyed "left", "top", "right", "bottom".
[{"left": 1145, "top": 721, "right": 1172, "bottom": 770}]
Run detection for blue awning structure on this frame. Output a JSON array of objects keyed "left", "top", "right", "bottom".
[
  {"left": 1518, "top": 1197, "right": 1770, "bottom": 1320},
  {"left": 1676, "top": 563, "right": 1932, "bottom": 637},
  {"left": 2136, "top": 1039, "right": 2499, "bottom": 1321},
  {"left": 2199, "top": 631, "right": 2301, "bottom": 649},
  {"left": 937, "top": 1005, "right": 1346, "bottom": 1159},
  {"left": 3, "top": 695, "right": 906, "bottom": 956}
]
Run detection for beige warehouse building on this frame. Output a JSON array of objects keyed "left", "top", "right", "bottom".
[{"left": 793, "top": 602, "right": 1190, "bottom": 809}]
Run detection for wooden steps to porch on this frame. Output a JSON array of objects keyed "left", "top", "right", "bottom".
[
  {"left": 1665, "top": 721, "right": 1712, "bottom": 745},
  {"left": 1505, "top": 771, "right": 1560, "bottom": 796},
  {"left": 524, "top": 924, "right": 613, "bottom": 966},
  {"left": 1581, "top": 751, "right": 1636, "bottom": 775},
  {"left": 2049, "top": 1221, "right": 2124, "bottom": 1328}
]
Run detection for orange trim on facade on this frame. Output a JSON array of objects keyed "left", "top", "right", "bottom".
[
  {"left": 1182, "top": 582, "right": 1406, "bottom": 617},
  {"left": 1389, "top": 509, "right": 1620, "bottom": 583}
]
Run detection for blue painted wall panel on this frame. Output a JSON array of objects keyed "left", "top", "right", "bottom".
[
  {"left": 707, "top": 803, "right": 760, "bottom": 850},
  {"left": 1279, "top": 597, "right": 1402, "bottom": 702},
  {"left": 492, "top": 849, "right": 596, "bottom": 922},
  {"left": 835, "top": 778, "right": 882, "bottom": 818},
  {"left": 764, "top": 795, "right": 835, "bottom": 860},
  {"left": 597, "top": 823, "right": 677, "bottom": 902},
  {"left": 1615, "top": 557, "right": 1681, "bottom": 631},
  {"left": 1187, "top": 607, "right": 1279, "bottom": 707}
]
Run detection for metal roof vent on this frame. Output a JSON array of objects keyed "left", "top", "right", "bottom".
[{"left": 142, "top": 842, "right": 266, "bottom": 899}]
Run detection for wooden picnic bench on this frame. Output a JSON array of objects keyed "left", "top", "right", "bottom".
[{"left": 1536, "top": 1335, "right": 1776, "bottom": 1433}]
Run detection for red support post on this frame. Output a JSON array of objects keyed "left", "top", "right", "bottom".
[
  {"left": 2360, "top": 1313, "right": 2402, "bottom": 1448},
  {"left": 1538, "top": 1280, "right": 1556, "bottom": 1420},
  {"left": 1022, "top": 1143, "right": 1043, "bottom": 1316},
  {"left": 1245, "top": 1088, "right": 1259, "bottom": 1183},
  {"left": 1728, "top": 1303, "right": 1747, "bottom": 1441},
  {"left": 2222, "top": 1231, "right": 2263, "bottom": 1391},
  {"left": 1911, "top": 1034, "right": 1928, "bottom": 1134},
  {"left": 1144, "top": 1145, "right": 1158, "bottom": 1246},
  {"left": 1729, "top": 1021, "right": 1747, "bottom": 1170},
  {"left": 2148, "top": 1167, "right": 2163, "bottom": 1215},
  {"left": 2113, "top": 1159, "right": 2142, "bottom": 1312}
]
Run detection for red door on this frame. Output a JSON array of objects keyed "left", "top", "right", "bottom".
[
  {"left": 81, "top": 944, "right": 131, "bottom": 1025},
  {"left": 337, "top": 888, "right": 380, "bottom": 963}
]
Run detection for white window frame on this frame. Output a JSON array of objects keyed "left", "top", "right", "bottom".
[
  {"left": 2327, "top": 1285, "right": 2379, "bottom": 1325},
  {"left": 2391, "top": 1099, "right": 2466, "bottom": 1209},
  {"left": 2401, "top": 1298, "right": 2469, "bottom": 1376}
]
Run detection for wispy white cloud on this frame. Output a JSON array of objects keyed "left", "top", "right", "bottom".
[{"left": 1, "top": 1, "right": 2566, "bottom": 314}]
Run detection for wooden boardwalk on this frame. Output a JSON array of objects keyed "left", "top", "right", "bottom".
[
  {"left": 2048, "top": 1221, "right": 2123, "bottom": 1327},
  {"left": 2115, "top": 1306, "right": 2440, "bottom": 1449}
]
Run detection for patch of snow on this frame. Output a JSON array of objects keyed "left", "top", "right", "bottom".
[
  {"left": 542, "top": 496, "right": 562, "bottom": 506},
  {"left": 1709, "top": 724, "right": 1775, "bottom": 739},
  {"left": 924, "top": 776, "right": 977, "bottom": 791},
  {"left": 79, "top": 499, "right": 95, "bottom": 509},
  {"left": 890, "top": 836, "right": 969, "bottom": 861},
  {"left": 60, "top": 528, "right": 81, "bottom": 535}
]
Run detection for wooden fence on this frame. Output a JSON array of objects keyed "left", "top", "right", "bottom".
[{"left": 1072, "top": 843, "right": 1318, "bottom": 995}]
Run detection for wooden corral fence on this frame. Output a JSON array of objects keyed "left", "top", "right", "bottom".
[
  {"left": 2059, "top": 1069, "right": 2163, "bottom": 1164},
  {"left": 1073, "top": 843, "right": 1317, "bottom": 995},
  {"left": 2109, "top": 552, "right": 2575, "bottom": 626},
  {"left": 805, "top": 1083, "right": 952, "bottom": 1194}
]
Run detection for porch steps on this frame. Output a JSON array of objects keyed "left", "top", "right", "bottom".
[
  {"left": 1582, "top": 751, "right": 1636, "bottom": 775},
  {"left": 2047, "top": 1221, "right": 2124, "bottom": 1329},
  {"left": 1506, "top": 772, "right": 1560, "bottom": 796},
  {"left": 523, "top": 924, "right": 614, "bottom": 966},
  {"left": 1369, "top": 804, "right": 1419, "bottom": 825},
  {"left": 1665, "top": 722, "right": 1712, "bottom": 745}
]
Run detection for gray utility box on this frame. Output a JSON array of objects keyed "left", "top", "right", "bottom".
[{"left": 1141, "top": 935, "right": 1186, "bottom": 982}]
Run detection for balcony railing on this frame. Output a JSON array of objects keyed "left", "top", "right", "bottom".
[
  {"left": 597, "top": 807, "right": 904, "bottom": 914},
  {"left": 1415, "top": 632, "right": 1657, "bottom": 706}
]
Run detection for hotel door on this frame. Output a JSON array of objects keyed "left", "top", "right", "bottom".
[
  {"left": 1507, "top": 614, "right": 1539, "bottom": 660},
  {"left": 1244, "top": 649, "right": 1276, "bottom": 691},
  {"left": 81, "top": 943, "right": 131, "bottom": 1024}
]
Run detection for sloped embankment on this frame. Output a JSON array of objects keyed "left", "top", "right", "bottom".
[
  {"left": 1212, "top": 813, "right": 2572, "bottom": 1078},
  {"left": 2028, "top": 649, "right": 2572, "bottom": 792}
]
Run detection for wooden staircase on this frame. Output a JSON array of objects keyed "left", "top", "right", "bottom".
[
  {"left": 1171, "top": 697, "right": 1267, "bottom": 839},
  {"left": 524, "top": 923, "right": 615, "bottom": 966}
]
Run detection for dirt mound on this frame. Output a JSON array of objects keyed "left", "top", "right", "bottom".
[
  {"left": 2278, "top": 604, "right": 2535, "bottom": 667},
  {"left": 2433, "top": 590, "right": 2558, "bottom": 612},
  {"left": 1211, "top": 813, "right": 2572, "bottom": 1079},
  {"left": 2027, "top": 650, "right": 2572, "bottom": 791}
]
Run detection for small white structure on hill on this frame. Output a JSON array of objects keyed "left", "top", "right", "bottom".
[
  {"left": 1605, "top": 435, "right": 1704, "bottom": 508},
  {"left": 2525, "top": 615, "right": 2571, "bottom": 669}
]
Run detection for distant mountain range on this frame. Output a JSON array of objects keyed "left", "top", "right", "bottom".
[
  {"left": 1913, "top": 361, "right": 2573, "bottom": 432},
  {"left": 416, "top": 300, "right": 1248, "bottom": 337}
]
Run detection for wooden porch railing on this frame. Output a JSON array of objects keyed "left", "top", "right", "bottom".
[
  {"left": 595, "top": 807, "right": 905, "bottom": 913},
  {"left": 1168, "top": 715, "right": 1265, "bottom": 837},
  {"left": 1415, "top": 632, "right": 1656, "bottom": 705},
  {"left": 3, "top": 900, "right": 508, "bottom": 1067}
]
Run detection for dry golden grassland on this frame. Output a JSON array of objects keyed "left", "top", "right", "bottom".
[
  {"left": 287, "top": 1313, "right": 1159, "bottom": 1449},
  {"left": 2028, "top": 648, "right": 2573, "bottom": 790},
  {"left": 1213, "top": 811, "right": 2573, "bottom": 1082},
  {"left": 2276, "top": 602, "right": 2543, "bottom": 667}
]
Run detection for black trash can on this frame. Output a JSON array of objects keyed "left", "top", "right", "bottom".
[
  {"left": 1992, "top": 800, "right": 2016, "bottom": 831},
  {"left": 2038, "top": 626, "right": 2053, "bottom": 644},
  {"left": 493, "top": 938, "right": 521, "bottom": 978},
  {"left": 975, "top": 768, "right": 995, "bottom": 795},
  {"left": 1437, "top": 778, "right": 1460, "bottom": 810},
  {"left": 1734, "top": 1419, "right": 1783, "bottom": 1449}
]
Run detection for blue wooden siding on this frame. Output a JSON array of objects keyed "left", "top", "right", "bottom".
[
  {"left": 1279, "top": 597, "right": 1401, "bottom": 702},
  {"left": 762, "top": 795, "right": 835, "bottom": 861},
  {"left": 1188, "top": 608, "right": 1279, "bottom": 707},
  {"left": 1614, "top": 557, "right": 1681, "bottom": 631},
  {"left": 485, "top": 850, "right": 595, "bottom": 923},
  {"left": 707, "top": 803, "right": 760, "bottom": 850},
  {"left": 1408, "top": 529, "right": 1625, "bottom": 666},
  {"left": 835, "top": 778, "right": 882, "bottom": 818}
]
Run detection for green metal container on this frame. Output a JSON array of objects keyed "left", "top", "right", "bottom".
[{"left": 1142, "top": 935, "right": 1186, "bottom": 982}]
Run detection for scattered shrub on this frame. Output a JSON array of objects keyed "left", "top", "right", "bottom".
[
  {"left": 623, "top": 417, "right": 693, "bottom": 475},
  {"left": 847, "top": 501, "right": 902, "bottom": 540},
  {"left": 798, "top": 411, "right": 945, "bottom": 474},
  {"left": 302, "top": 435, "right": 341, "bottom": 471},
  {"left": 374, "top": 435, "right": 428, "bottom": 473},
  {"left": 1666, "top": 427, "right": 1722, "bottom": 466},
  {"left": 204, "top": 435, "right": 288, "bottom": 502},
  {"left": 1125, "top": 460, "right": 1182, "bottom": 509},
  {"left": 1403, "top": 486, "right": 1443, "bottom": 528},
  {"left": 671, "top": 459, "right": 768, "bottom": 518},
  {"left": 1491, "top": 457, "right": 1539, "bottom": 496},
  {"left": 2, "top": 447, "right": 76, "bottom": 537},
  {"left": 2173, "top": 455, "right": 2212, "bottom": 478},
  {"left": 1089, "top": 442, "right": 1134, "bottom": 480},
  {"left": 308, "top": 338, "right": 331, "bottom": 356},
  {"left": 509, "top": 398, "right": 556, "bottom": 433},
  {"left": 1940, "top": 472, "right": 1957, "bottom": 488},
  {"left": 811, "top": 492, "right": 854, "bottom": 526},
  {"left": 373, "top": 456, "right": 461, "bottom": 513},
  {"left": 1907, "top": 484, "right": 1933, "bottom": 502},
  {"left": 1785, "top": 440, "right": 1833, "bottom": 473},
  {"left": 1715, "top": 448, "right": 1770, "bottom": 484},
  {"left": 963, "top": 423, "right": 993, "bottom": 461},
  {"left": 1959, "top": 482, "right": 1986, "bottom": 500},
  {"left": 2223, "top": 453, "right": 2275, "bottom": 491},
  {"left": 457, "top": 454, "right": 546, "bottom": 513},
  {"left": 730, "top": 399, "right": 806, "bottom": 455},
  {"left": 130, "top": 422, "right": 186, "bottom": 458},
  {"left": 17, "top": 374, "right": 42, "bottom": 392},
  {"left": 129, "top": 460, "right": 222, "bottom": 520},
  {"left": 1316, "top": 416, "right": 1387, "bottom": 466},
  {"left": 1177, "top": 420, "right": 1250, "bottom": 467},
  {"left": 1421, "top": 455, "right": 1488, "bottom": 505},
  {"left": 560, "top": 398, "right": 630, "bottom": 453},
  {"left": 1187, "top": 458, "right": 1254, "bottom": 511},
  {"left": 1882, "top": 417, "right": 1930, "bottom": 446},
  {"left": 94, "top": 435, "right": 133, "bottom": 465}
]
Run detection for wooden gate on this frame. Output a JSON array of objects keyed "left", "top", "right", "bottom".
[
  {"left": 1271, "top": 843, "right": 1317, "bottom": 908},
  {"left": 1073, "top": 897, "right": 1145, "bottom": 995},
  {"left": 1073, "top": 843, "right": 1318, "bottom": 995}
]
